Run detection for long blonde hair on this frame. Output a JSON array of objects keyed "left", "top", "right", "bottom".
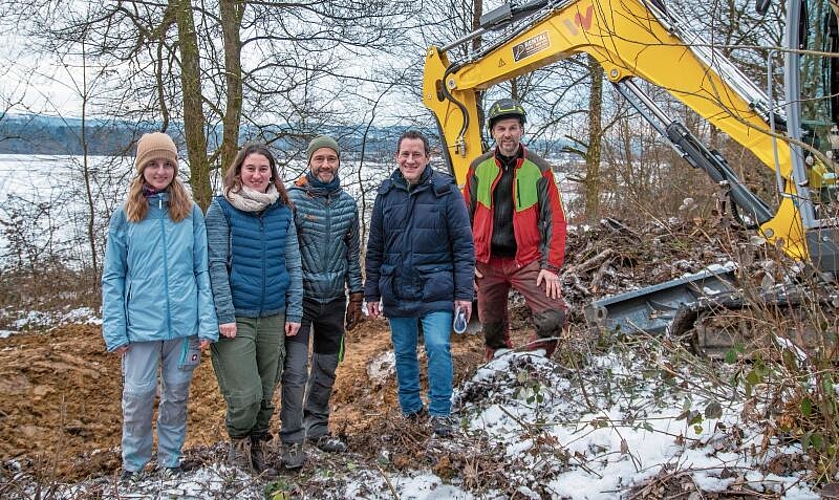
[{"left": 125, "top": 163, "right": 193, "bottom": 223}]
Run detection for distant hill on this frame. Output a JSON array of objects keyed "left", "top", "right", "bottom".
[
  {"left": 0, "top": 113, "right": 419, "bottom": 157},
  {"left": 0, "top": 113, "right": 576, "bottom": 159},
  {"left": 0, "top": 114, "right": 139, "bottom": 155}
]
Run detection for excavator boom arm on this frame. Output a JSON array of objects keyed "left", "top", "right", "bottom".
[{"left": 423, "top": 0, "right": 835, "bottom": 265}]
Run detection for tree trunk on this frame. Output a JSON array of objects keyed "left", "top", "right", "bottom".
[
  {"left": 219, "top": 0, "right": 244, "bottom": 174},
  {"left": 585, "top": 54, "right": 603, "bottom": 223},
  {"left": 79, "top": 47, "right": 99, "bottom": 284},
  {"left": 172, "top": 0, "right": 211, "bottom": 210}
]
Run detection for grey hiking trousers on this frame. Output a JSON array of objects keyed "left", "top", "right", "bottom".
[
  {"left": 121, "top": 336, "right": 201, "bottom": 472},
  {"left": 281, "top": 297, "right": 344, "bottom": 444}
]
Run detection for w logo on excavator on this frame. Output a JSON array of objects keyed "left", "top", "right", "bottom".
[
  {"left": 563, "top": 4, "right": 594, "bottom": 35},
  {"left": 575, "top": 5, "right": 594, "bottom": 30}
]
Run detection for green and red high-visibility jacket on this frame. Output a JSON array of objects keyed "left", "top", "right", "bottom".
[{"left": 463, "top": 146, "right": 567, "bottom": 270}]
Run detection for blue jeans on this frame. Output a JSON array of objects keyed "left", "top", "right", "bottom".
[{"left": 388, "top": 311, "right": 453, "bottom": 417}]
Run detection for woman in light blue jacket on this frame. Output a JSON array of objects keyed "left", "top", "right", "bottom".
[{"left": 101, "top": 132, "right": 218, "bottom": 482}]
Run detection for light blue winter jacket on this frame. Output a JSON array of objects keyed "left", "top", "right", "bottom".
[{"left": 101, "top": 192, "right": 219, "bottom": 352}]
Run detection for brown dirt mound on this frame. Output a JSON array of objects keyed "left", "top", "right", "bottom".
[
  {"left": 0, "top": 318, "right": 518, "bottom": 480},
  {"left": 0, "top": 216, "right": 775, "bottom": 481}
]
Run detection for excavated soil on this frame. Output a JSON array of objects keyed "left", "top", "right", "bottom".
[
  {"left": 0, "top": 216, "right": 807, "bottom": 481},
  {"left": 0, "top": 318, "right": 507, "bottom": 480}
]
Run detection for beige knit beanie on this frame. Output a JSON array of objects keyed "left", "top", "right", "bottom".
[{"left": 135, "top": 132, "right": 178, "bottom": 172}]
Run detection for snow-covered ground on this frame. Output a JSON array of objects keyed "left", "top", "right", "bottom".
[
  {"left": 7, "top": 333, "right": 824, "bottom": 499},
  {"left": 0, "top": 307, "right": 100, "bottom": 338}
]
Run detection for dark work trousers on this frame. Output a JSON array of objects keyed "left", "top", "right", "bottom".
[
  {"left": 477, "top": 258, "right": 567, "bottom": 350},
  {"left": 280, "top": 297, "right": 345, "bottom": 444}
]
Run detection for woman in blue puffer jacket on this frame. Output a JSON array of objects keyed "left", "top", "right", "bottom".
[
  {"left": 101, "top": 132, "right": 218, "bottom": 481},
  {"left": 206, "top": 143, "right": 303, "bottom": 475}
]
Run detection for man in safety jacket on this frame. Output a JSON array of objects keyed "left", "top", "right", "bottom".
[{"left": 463, "top": 98, "right": 567, "bottom": 361}]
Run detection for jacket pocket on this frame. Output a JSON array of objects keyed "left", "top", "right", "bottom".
[
  {"left": 379, "top": 264, "right": 398, "bottom": 307},
  {"left": 416, "top": 264, "right": 454, "bottom": 303}
]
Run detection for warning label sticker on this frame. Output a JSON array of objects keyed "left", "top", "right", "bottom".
[{"left": 512, "top": 32, "right": 550, "bottom": 63}]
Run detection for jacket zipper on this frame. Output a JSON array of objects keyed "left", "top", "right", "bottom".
[
  {"left": 160, "top": 204, "right": 172, "bottom": 338},
  {"left": 260, "top": 215, "right": 266, "bottom": 313}
]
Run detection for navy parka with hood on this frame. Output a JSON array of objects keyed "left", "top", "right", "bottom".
[{"left": 364, "top": 167, "right": 475, "bottom": 317}]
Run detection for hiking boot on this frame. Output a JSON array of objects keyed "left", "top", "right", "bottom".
[
  {"left": 119, "top": 469, "right": 143, "bottom": 483},
  {"left": 309, "top": 434, "right": 347, "bottom": 453},
  {"left": 249, "top": 434, "right": 274, "bottom": 474},
  {"left": 228, "top": 437, "right": 253, "bottom": 472},
  {"left": 405, "top": 408, "right": 427, "bottom": 423},
  {"left": 430, "top": 416, "right": 453, "bottom": 437},
  {"left": 158, "top": 464, "right": 183, "bottom": 480},
  {"left": 281, "top": 442, "right": 306, "bottom": 470}
]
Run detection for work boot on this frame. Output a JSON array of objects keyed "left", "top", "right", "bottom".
[
  {"left": 281, "top": 442, "right": 306, "bottom": 470},
  {"left": 119, "top": 468, "right": 143, "bottom": 484},
  {"left": 526, "top": 335, "right": 558, "bottom": 358},
  {"left": 430, "top": 416, "right": 453, "bottom": 437},
  {"left": 228, "top": 437, "right": 253, "bottom": 472},
  {"left": 483, "top": 323, "right": 512, "bottom": 361},
  {"left": 309, "top": 434, "right": 347, "bottom": 453},
  {"left": 250, "top": 434, "right": 277, "bottom": 476}
]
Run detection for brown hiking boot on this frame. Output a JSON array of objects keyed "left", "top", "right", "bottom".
[
  {"left": 250, "top": 435, "right": 277, "bottom": 477},
  {"left": 228, "top": 437, "right": 253, "bottom": 472}
]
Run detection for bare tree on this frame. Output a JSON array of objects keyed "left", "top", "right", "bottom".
[{"left": 1, "top": 0, "right": 419, "bottom": 208}]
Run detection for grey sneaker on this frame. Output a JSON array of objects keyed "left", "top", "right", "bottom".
[
  {"left": 310, "top": 434, "right": 347, "bottom": 453},
  {"left": 430, "top": 416, "right": 453, "bottom": 437},
  {"left": 282, "top": 442, "right": 306, "bottom": 470},
  {"left": 229, "top": 437, "right": 253, "bottom": 472}
]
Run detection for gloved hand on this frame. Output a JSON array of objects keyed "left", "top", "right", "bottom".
[{"left": 345, "top": 292, "right": 364, "bottom": 331}]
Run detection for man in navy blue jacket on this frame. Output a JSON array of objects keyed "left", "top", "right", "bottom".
[{"left": 365, "top": 130, "right": 475, "bottom": 437}]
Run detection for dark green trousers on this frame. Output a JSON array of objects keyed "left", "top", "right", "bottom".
[{"left": 211, "top": 314, "right": 285, "bottom": 439}]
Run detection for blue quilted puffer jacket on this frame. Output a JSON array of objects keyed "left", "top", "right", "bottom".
[
  {"left": 288, "top": 176, "right": 363, "bottom": 302},
  {"left": 205, "top": 196, "right": 303, "bottom": 325}
]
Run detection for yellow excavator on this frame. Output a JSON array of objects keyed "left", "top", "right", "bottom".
[{"left": 422, "top": 0, "right": 839, "bottom": 339}]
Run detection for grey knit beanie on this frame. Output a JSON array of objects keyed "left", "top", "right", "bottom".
[{"left": 306, "top": 135, "right": 340, "bottom": 164}]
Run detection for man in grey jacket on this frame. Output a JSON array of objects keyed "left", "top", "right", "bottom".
[{"left": 280, "top": 135, "right": 364, "bottom": 470}]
